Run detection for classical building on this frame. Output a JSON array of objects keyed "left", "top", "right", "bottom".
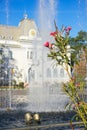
[{"left": 0, "top": 15, "right": 70, "bottom": 87}]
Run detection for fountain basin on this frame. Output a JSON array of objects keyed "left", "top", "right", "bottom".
[{"left": 0, "top": 110, "right": 84, "bottom": 130}]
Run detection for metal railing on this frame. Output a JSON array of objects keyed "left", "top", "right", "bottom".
[{"left": 5, "top": 121, "right": 84, "bottom": 130}]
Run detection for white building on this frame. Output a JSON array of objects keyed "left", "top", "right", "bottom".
[{"left": 0, "top": 15, "right": 70, "bottom": 86}]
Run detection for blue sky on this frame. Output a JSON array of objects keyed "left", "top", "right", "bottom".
[{"left": 0, "top": 0, "right": 87, "bottom": 37}]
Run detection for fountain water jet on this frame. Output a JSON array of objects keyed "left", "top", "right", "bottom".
[
  {"left": 0, "top": 1, "right": 86, "bottom": 129},
  {"left": 27, "top": 0, "right": 69, "bottom": 112}
]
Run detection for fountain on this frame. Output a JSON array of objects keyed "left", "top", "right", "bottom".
[
  {"left": 0, "top": 0, "right": 69, "bottom": 113},
  {"left": 0, "top": 0, "right": 86, "bottom": 130},
  {"left": 26, "top": 0, "right": 69, "bottom": 112}
]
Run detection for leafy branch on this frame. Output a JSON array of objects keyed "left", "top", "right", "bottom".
[{"left": 44, "top": 22, "right": 87, "bottom": 128}]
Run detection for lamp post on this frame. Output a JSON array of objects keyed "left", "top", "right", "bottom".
[
  {"left": 0, "top": 54, "right": 2, "bottom": 108},
  {"left": 9, "top": 65, "right": 12, "bottom": 109}
]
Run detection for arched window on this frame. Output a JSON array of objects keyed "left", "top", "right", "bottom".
[
  {"left": 47, "top": 68, "right": 51, "bottom": 78},
  {"left": 32, "top": 70, "right": 35, "bottom": 79},
  {"left": 28, "top": 68, "right": 35, "bottom": 83},
  {"left": 53, "top": 68, "right": 58, "bottom": 77},
  {"left": 60, "top": 68, "right": 64, "bottom": 77}
]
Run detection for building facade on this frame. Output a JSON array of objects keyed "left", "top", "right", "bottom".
[{"left": 0, "top": 15, "right": 70, "bottom": 87}]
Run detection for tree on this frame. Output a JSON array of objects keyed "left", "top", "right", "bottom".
[{"left": 70, "top": 30, "right": 87, "bottom": 77}]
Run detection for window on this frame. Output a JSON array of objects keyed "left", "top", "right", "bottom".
[
  {"left": 47, "top": 68, "right": 51, "bottom": 78},
  {"left": 9, "top": 50, "right": 12, "bottom": 59},
  {"left": 53, "top": 68, "right": 58, "bottom": 77},
  {"left": 27, "top": 51, "right": 33, "bottom": 59},
  {"left": 32, "top": 70, "right": 35, "bottom": 79},
  {"left": 29, "top": 29, "right": 36, "bottom": 38},
  {"left": 30, "top": 51, "right": 33, "bottom": 59},
  {"left": 60, "top": 68, "right": 64, "bottom": 77},
  {"left": 27, "top": 51, "right": 29, "bottom": 59}
]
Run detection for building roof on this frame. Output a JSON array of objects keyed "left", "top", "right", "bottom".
[{"left": 0, "top": 16, "right": 37, "bottom": 41}]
